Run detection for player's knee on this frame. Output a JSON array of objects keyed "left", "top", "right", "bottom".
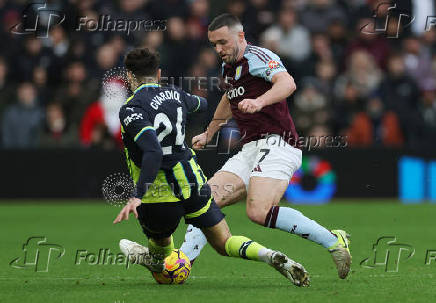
[
  {"left": 209, "top": 186, "right": 233, "bottom": 208},
  {"left": 246, "top": 204, "right": 268, "bottom": 225}
]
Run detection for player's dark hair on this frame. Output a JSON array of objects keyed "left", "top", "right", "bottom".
[
  {"left": 208, "top": 13, "right": 241, "bottom": 32},
  {"left": 124, "top": 48, "right": 159, "bottom": 78}
]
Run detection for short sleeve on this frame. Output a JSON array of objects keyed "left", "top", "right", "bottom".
[
  {"left": 246, "top": 46, "right": 287, "bottom": 82},
  {"left": 183, "top": 92, "right": 207, "bottom": 113},
  {"left": 119, "top": 105, "right": 154, "bottom": 142}
]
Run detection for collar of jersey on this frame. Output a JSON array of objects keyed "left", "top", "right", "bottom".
[
  {"left": 135, "top": 82, "right": 161, "bottom": 93},
  {"left": 125, "top": 83, "right": 161, "bottom": 104}
]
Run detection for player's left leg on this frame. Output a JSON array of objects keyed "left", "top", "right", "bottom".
[
  {"left": 247, "top": 176, "right": 338, "bottom": 248},
  {"left": 246, "top": 177, "right": 351, "bottom": 279},
  {"left": 246, "top": 136, "right": 351, "bottom": 279}
]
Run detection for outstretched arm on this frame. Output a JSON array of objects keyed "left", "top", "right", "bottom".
[{"left": 192, "top": 93, "right": 232, "bottom": 149}]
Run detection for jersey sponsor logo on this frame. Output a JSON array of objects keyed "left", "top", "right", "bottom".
[
  {"left": 123, "top": 112, "right": 143, "bottom": 126},
  {"left": 226, "top": 86, "right": 245, "bottom": 100},
  {"left": 235, "top": 65, "right": 242, "bottom": 81},
  {"left": 150, "top": 90, "right": 181, "bottom": 110},
  {"left": 268, "top": 60, "right": 280, "bottom": 69}
]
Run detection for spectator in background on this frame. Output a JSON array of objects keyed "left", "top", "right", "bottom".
[
  {"left": 92, "top": 44, "right": 120, "bottom": 81},
  {"left": 0, "top": 9, "right": 22, "bottom": 60},
  {"left": 32, "top": 66, "right": 50, "bottom": 105},
  {"left": 346, "top": 95, "right": 404, "bottom": 147},
  {"left": 39, "top": 102, "right": 78, "bottom": 148},
  {"left": 408, "top": 80, "right": 436, "bottom": 149},
  {"left": 79, "top": 78, "right": 126, "bottom": 148},
  {"left": 379, "top": 53, "right": 420, "bottom": 143},
  {"left": 300, "top": 0, "right": 347, "bottom": 33},
  {"left": 14, "top": 37, "right": 52, "bottom": 82},
  {"left": 326, "top": 19, "right": 349, "bottom": 69},
  {"left": 45, "top": 26, "right": 69, "bottom": 58},
  {"left": 54, "top": 61, "right": 97, "bottom": 128},
  {"left": 315, "top": 59, "right": 337, "bottom": 97},
  {"left": 115, "top": 0, "right": 150, "bottom": 44},
  {"left": 161, "top": 17, "right": 195, "bottom": 78},
  {"left": 335, "top": 50, "right": 382, "bottom": 99},
  {"left": 242, "top": 0, "right": 276, "bottom": 42},
  {"left": 346, "top": 18, "right": 391, "bottom": 69},
  {"left": 300, "top": 33, "right": 334, "bottom": 79},
  {"left": 66, "top": 38, "right": 92, "bottom": 67},
  {"left": 402, "top": 35, "right": 434, "bottom": 90},
  {"left": 307, "top": 124, "right": 333, "bottom": 148},
  {"left": 186, "top": 0, "right": 210, "bottom": 41},
  {"left": 197, "top": 47, "right": 221, "bottom": 124},
  {"left": 261, "top": 8, "right": 311, "bottom": 64},
  {"left": 0, "top": 58, "right": 15, "bottom": 118},
  {"left": 227, "top": 0, "right": 246, "bottom": 21},
  {"left": 141, "top": 31, "right": 164, "bottom": 52},
  {"left": 293, "top": 78, "right": 330, "bottom": 136},
  {"left": 422, "top": 28, "right": 436, "bottom": 56},
  {"left": 332, "top": 81, "right": 366, "bottom": 135},
  {"left": 2, "top": 83, "right": 43, "bottom": 148},
  {"left": 147, "top": 0, "right": 188, "bottom": 20}
]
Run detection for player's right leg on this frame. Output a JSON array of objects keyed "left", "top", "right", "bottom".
[
  {"left": 180, "top": 170, "right": 246, "bottom": 261},
  {"left": 120, "top": 236, "right": 173, "bottom": 273},
  {"left": 198, "top": 214, "right": 310, "bottom": 287},
  {"left": 120, "top": 202, "right": 184, "bottom": 272}
]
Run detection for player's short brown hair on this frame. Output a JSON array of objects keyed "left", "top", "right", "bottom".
[
  {"left": 208, "top": 13, "right": 242, "bottom": 32},
  {"left": 124, "top": 48, "right": 159, "bottom": 78}
]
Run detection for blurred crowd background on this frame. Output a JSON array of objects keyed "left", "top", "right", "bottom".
[{"left": 1, "top": 0, "right": 436, "bottom": 150}]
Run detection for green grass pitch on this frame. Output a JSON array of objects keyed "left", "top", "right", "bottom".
[{"left": 1, "top": 200, "right": 435, "bottom": 303}]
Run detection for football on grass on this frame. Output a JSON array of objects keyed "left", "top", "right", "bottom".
[{"left": 152, "top": 249, "right": 191, "bottom": 284}]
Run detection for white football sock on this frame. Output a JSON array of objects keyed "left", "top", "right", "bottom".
[
  {"left": 258, "top": 248, "right": 275, "bottom": 264},
  {"left": 266, "top": 206, "right": 337, "bottom": 249},
  {"left": 180, "top": 225, "right": 208, "bottom": 262}
]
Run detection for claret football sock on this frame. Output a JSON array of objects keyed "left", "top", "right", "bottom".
[
  {"left": 180, "top": 225, "right": 208, "bottom": 262},
  {"left": 265, "top": 206, "right": 338, "bottom": 249}
]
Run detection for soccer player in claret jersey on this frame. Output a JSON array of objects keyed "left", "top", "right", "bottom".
[
  {"left": 180, "top": 14, "right": 351, "bottom": 279},
  {"left": 113, "top": 48, "right": 310, "bottom": 286}
]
